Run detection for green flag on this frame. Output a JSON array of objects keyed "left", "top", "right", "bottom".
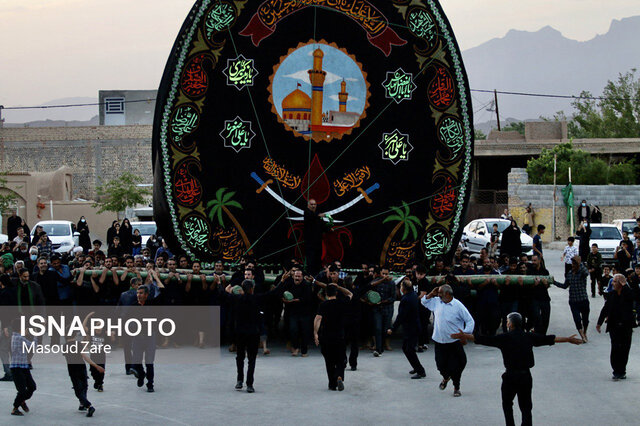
[{"left": 561, "top": 183, "right": 574, "bottom": 225}]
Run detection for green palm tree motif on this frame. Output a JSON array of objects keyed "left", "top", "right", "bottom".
[
  {"left": 380, "top": 201, "right": 421, "bottom": 266},
  {"left": 206, "top": 188, "right": 252, "bottom": 254}
]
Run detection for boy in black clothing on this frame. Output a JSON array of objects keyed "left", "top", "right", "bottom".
[{"left": 63, "top": 333, "right": 104, "bottom": 417}]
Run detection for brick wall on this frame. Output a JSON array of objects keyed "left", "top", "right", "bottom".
[{"left": 0, "top": 126, "right": 153, "bottom": 199}]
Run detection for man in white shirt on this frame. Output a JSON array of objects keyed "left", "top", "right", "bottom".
[{"left": 421, "top": 284, "right": 475, "bottom": 397}]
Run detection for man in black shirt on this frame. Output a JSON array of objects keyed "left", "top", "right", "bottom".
[
  {"left": 314, "top": 283, "right": 353, "bottom": 391},
  {"left": 388, "top": 279, "right": 425, "bottom": 379},
  {"left": 596, "top": 273, "right": 637, "bottom": 380},
  {"left": 284, "top": 270, "right": 313, "bottom": 357},
  {"left": 226, "top": 279, "right": 284, "bottom": 392},
  {"left": 453, "top": 312, "right": 582, "bottom": 426},
  {"left": 529, "top": 255, "right": 551, "bottom": 335},
  {"left": 415, "top": 264, "right": 433, "bottom": 351},
  {"left": 304, "top": 198, "right": 328, "bottom": 275}
]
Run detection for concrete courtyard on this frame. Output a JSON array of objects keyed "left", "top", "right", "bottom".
[{"left": 1, "top": 249, "right": 637, "bottom": 425}]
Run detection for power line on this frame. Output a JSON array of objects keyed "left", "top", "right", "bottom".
[
  {"left": 472, "top": 89, "right": 640, "bottom": 102},
  {"left": 4, "top": 88, "right": 639, "bottom": 111},
  {"left": 2, "top": 99, "right": 155, "bottom": 110}
]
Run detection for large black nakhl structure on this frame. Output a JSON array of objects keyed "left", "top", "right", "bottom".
[{"left": 153, "top": 0, "right": 474, "bottom": 269}]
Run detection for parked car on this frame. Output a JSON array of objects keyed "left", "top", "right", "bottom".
[
  {"left": 461, "top": 218, "right": 533, "bottom": 256},
  {"left": 576, "top": 223, "right": 622, "bottom": 262},
  {"left": 130, "top": 221, "right": 157, "bottom": 248},
  {"left": 30, "top": 220, "right": 79, "bottom": 253},
  {"left": 0, "top": 234, "right": 7, "bottom": 244},
  {"left": 612, "top": 219, "right": 637, "bottom": 242}
]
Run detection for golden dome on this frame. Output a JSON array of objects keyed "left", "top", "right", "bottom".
[{"left": 282, "top": 89, "right": 312, "bottom": 111}]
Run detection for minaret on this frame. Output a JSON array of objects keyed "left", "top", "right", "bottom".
[
  {"left": 308, "top": 48, "right": 326, "bottom": 127},
  {"left": 338, "top": 80, "right": 348, "bottom": 112}
]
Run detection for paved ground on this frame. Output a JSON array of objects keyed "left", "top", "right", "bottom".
[{"left": 1, "top": 249, "right": 638, "bottom": 425}]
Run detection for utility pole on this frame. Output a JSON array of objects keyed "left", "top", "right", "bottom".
[
  {"left": 494, "top": 90, "right": 501, "bottom": 131},
  {"left": 0, "top": 105, "right": 4, "bottom": 128}
]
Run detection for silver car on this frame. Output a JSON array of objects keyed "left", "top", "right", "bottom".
[{"left": 462, "top": 218, "right": 534, "bottom": 256}]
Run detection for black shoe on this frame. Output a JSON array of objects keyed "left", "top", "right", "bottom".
[
  {"left": 409, "top": 370, "right": 416, "bottom": 375},
  {"left": 93, "top": 382, "right": 98, "bottom": 390},
  {"left": 620, "top": 375, "right": 627, "bottom": 380},
  {"left": 20, "top": 402, "right": 29, "bottom": 413},
  {"left": 78, "top": 405, "right": 87, "bottom": 411},
  {"left": 612, "top": 375, "right": 620, "bottom": 381},
  {"left": 97, "top": 385, "right": 103, "bottom": 392},
  {"left": 86, "top": 406, "right": 95, "bottom": 417},
  {"left": 337, "top": 378, "right": 344, "bottom": 391},
  {"left": 130, "top": 369, "right": 139, "bottom": 379},
  {"left": 147, "top": 386, "right": 154, "bottom": 393},
  {"left": 411, "top": 373, "right": 426, "bottom": 379},
  {"left": 439, "top": 378, "right": 450, "bottom": 390},
  {"left": 453, "top": 389, "right": 461, "bottom": 397},
  {"left": 235, "top": 381, "right": 243, "bottom": 390},
  {"left": 11, "top": 408, "right": 23, "bottom": 416},
  {"left": 417, "top": 347, "right": 424, "bottom": 353},
  {"left": 126, "top": 369, "right": 133, "bottom": 376},
  {"left": 246, "top": 385, "right": 255, "bottom": 393},
  {"left": 137, "top": 375, "right": 144, "bottom": 388},
  {"left": 328, "top": 385, "right": 337, "bottom": 391},
  {"left": 350, "top": 366, "right": 357, "bottom": 371},
  {"left": 0, "top": 375, "right": 13, "bottom": 381}
]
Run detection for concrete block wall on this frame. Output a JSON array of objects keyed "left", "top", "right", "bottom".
[{"left": 508, "top": 168, "right": 640, "bottom": 241}]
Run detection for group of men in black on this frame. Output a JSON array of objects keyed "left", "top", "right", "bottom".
[{"left": 0, "top": 221, "right": 636, "bottom": 425}]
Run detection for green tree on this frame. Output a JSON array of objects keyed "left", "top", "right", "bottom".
[
  {"left": 0, "top": 172, "right": 19, "bottom": 217},
  {"left": 502, "top": 121, "right": 525, "bottom": 135},
  {"left": 474, "top": 129, "right": 486, "bottom": 140},
  {"left": 547, "top": 69, "right": 640, "bottom": 138},
  {"left": 526, "top": 142, "right": 637, "bottom": 185},
  {"left": 380, "top": 201, "right": 421, "bottom": 266},
  {"left": 93, "top": 172, "right": 151, "bottom": 218}
]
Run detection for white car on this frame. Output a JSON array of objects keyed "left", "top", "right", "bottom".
[
  {"left": 576, "top": 224, "right": 622, "bottom": 261},
  {"left": 30, "top": 220, "right": 79, "bottom": 253},
  {"left": 461, "top": 218, "right": 533, "bottom": 256},
  {"left": 0, "top": 233, "right": 8, "bottom": 244},
  {"left": 130, "top": 221, "right": 157, "bottom": 248},
  {"left": 612, "top": 219, "right": 637, "bottom": 242}
]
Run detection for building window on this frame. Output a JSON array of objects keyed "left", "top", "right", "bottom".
[{"left": 105, "top": 97, "right": 125, "bottom": 114}]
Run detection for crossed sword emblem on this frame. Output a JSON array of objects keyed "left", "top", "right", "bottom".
[{"left": 251, "top": 172, "right": 380, "bottom": 222}]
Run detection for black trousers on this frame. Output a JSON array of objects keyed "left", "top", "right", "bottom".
[
  {"left": 502, "top": 370, "right": 533, "bottom": 426},
  {"left": 477, "top": 303, "right": 500, "bottom": 336},
  {"left": 418, "top": 306, "right": 431, "bottom": 345},
  {"left": 609, "top": 327, "right": 633, "bottom": 376},
  {"left": 90, "top": 363, "right": 105, "bottom": 386},
  {"left": 69, "top": 367, "right": 91, "bottom": 408},
  {"left": 11, "top": 368, "right": 36, "bottom": 409},
  {"left": 434, "top": 341, "right": 467, "bottom": 389},
  {"left": 122, "top": 334, "right": 133, "bottom": 373},
  {"left": 289, "top": 313, "right": 311, "bottom": 354},
  {"left": 236, "top": 333, "right": 259, "bottom": 386},
  {"left": 589, "top": 270, "right": 601, "bottom": 296},
  {"left": 569, "top": 300, "right": 590, "bottom": 331},
  {"left": 402, "top": 335, "right": 425, "bottom": 376},
  {"left": 344, "top": 320, "right": 360, "bottom": 368},
  {"left": 320, "top": 339, "right": 346, "bottom": 389},
  {"left": 531, "top": 300, "right": 551, "bottom": 335}
]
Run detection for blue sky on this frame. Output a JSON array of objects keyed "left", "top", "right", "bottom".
[{"left": 272, "top": 44, "right": 367, "bottom": 118}]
